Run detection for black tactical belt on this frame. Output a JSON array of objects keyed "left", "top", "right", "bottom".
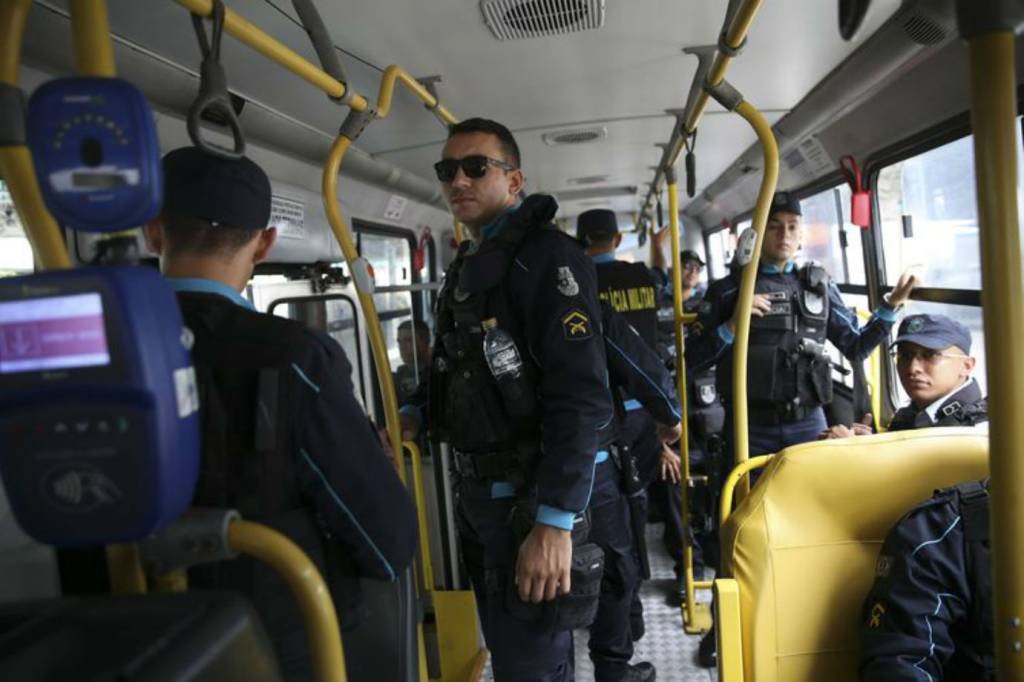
[{"left": 453, "top": 449, "right": 525, "bottom": 480}]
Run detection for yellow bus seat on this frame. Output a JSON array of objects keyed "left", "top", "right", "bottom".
[{"left": 716, "top": 427, "right": 989, "bottom": 681}]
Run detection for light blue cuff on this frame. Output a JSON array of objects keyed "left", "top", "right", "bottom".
[
  {"left": 874, "top": 305, "right": 899, "bottom": 323},
  {"left": 717, "top": 323, "right": 735, "bottom": 345},
  {"left": 491, "top": 481, "right": 517, "bottom": 499},
  {"left": 536, "top": 505, "right": 575, "bottom": 531},
  {"left": 595, "top": 450, "right": 610, "bottom": 464},
  {"left": 623, "top": 399, "right": 643, "bottom": 412}
]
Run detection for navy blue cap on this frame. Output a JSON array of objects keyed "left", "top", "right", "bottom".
[
  {"left": 681, "top": 249, "right": 704, "bottom": 267},
  {"left": 161, "top": 147, "right": 272, "bottom": 230},
  {"left": 576, "top": 209, "right": 619, "bottom": 244},
  {"left": 892, "top": 314, "right": 972, "bottom": 354},
  {"left": 770, "top": 191, "right": 802, "bottom": 217}
]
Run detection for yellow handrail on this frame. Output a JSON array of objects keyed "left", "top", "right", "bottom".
[
  {"left": 404, "top": 439, "right": 435, "bottom": 596},
  {"left": 0, "top": 0, "right": 71, "bottom": 270},
  {"left": 229, "top": 521, "right": 346, "bottom": 682},
  {"left": 965, "top": 29, "right": 1024, "bottom": 681},
  {"left": 683, "top": 0, "right": 763, "bottom": 136},
  {"left": 376, "top": 65, "right": 457, "bottom": 125},
  {"left": 719, "top": 455, "right": 773, "bottom": 527},
  {"left": 172, "top": 0, "right": 369, "bottom": 112},
  {"left": 729, "top": 99, "right": 780, "bottom": 499},
  {"left": 105, "top": 544, "right": 147, "bottom": 594},
  {"left": 70, "top": 0, "right": 115, "bottom": 77}
]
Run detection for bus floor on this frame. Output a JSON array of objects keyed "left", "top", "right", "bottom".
[{"left": 484, "top": 521, "right": 716, "bottom": 681}]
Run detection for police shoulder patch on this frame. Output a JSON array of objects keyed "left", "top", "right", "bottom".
[
  {"left": 562, "top": 308, "right": 593, "bottom": 340},
  {"left": 557, "top": 266, "right": 580, "bottom": 297}
]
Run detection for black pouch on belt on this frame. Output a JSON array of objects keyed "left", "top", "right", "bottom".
[{"left": 503, "top": 501, "right": 604, "bottom": 630}]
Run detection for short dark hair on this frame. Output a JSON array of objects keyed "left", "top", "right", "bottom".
[
  {"left": 447, "top": 118, "right": 521, "bottom": 168},
  {"left": 585, "top": 232, "right": 617, "bottom": 249},
  {"left": 398, "top": 319, "right": 431, "bottom": 339},
  {"left": 160, "top": 211, "right": 261, "bottom": 257}
]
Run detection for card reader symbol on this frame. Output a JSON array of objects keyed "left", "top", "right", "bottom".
[{"left": 46, "top": 465, "right": 122, "bottom": 512}]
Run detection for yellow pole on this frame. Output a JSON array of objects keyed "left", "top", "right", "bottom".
[
  {"left": 172, "top": 0, "right": 368, "bottom": 111},
  {"left": 718, "top": 455, "right": 773, "bottom": 528},
  {"left": 730, "top": 99, "right": 780, "bottom": 499},
  {"left": 69, "top": 0, "right": 115, "bottom": 77},
  {"left": 404, "top": 440, "right": 435, "bottom": 596},
  {"left": 667, "top": 177, "right": 708, "bottom": 632},
  {"left": 683, "top": 0, "right": 764, "bottom": 136},
  {"left": 229, "top": 521, "right": 346, "bottom": 682},
  {"left": 322, "top": 136, "right": 406, "bottom": 484},
  {"left": 966, "top": 30, "right": 1024, "bottom": 680},
  {"left": 0, "top": 0, "right": 71, "bottom": 270},
  {"left": 375, "top": 65, "right": 458, "bottom": 125},
  {"left": 105, "top": 544, "right": 147, "bottom": 594}
]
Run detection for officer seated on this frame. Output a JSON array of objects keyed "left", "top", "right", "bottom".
[
  {"left": 859, "top": 477, "right": 992, "bottom": 681},
  {"left": 822, "top": 314, "right": 987, "bottom": 438},
  {"left": 143, "top": 147, "right": 418, "bottom": 681}
]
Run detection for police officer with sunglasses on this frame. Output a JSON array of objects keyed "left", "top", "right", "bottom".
[{"left": 402, "top": 118, "right": 611, "bottom": 681}]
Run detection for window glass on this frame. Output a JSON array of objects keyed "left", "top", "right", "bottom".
[
  {"left": 0, "top": 181, "right": 35, "bottom": 277},
  {"left": 707, "top": 227, "right": 738, "bottom": 281},
  {"left": 876, "top": 130, "right": 1024, "bottom": 289},
  {"left": 800, "top": 185, "right": 866, "bottom": 285},
  {"left": 361, "top": 232, "right": 412, "bottom": 287},
  {"left": 890, "top": 301, "right": 986, "bottom": 406}
]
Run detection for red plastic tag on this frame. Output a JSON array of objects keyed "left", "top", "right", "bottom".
[{"left": 841, "top": 155, "right": 871, "bottom": 229}]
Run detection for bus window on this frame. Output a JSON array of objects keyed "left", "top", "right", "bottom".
[
  {"left": 706, "top": 225, "right": 739, "bottom": 280},
  {"left": 801, "top": 184, "right": 866, "bottom": 286},
  {"left": 0, "top": 181, "right": 35, "bottom": 277},
  {"left": 875, "top": 131, "right": 1024, "bottom": 289}
]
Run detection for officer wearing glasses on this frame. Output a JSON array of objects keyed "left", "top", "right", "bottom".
[
  {"left": 822, "top": 314, "right": 987, "bottom": 437},
  {"left": 403, "top": 118, "right": 610, "bottom": 681},
  {"left": 858, "top": 317, "right": 990, "bottom": 680}
]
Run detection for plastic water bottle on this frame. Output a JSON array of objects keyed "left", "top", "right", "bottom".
[{"left": 482, "top": 318, "right": 534, "bottom": 416}]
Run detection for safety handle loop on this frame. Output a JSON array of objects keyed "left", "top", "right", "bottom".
[
  {"left": 187, "top": 0, "right": 245, "bottom": 160},
  {"left": 840, "top": 154, "right": 863, "bottom": 193}
]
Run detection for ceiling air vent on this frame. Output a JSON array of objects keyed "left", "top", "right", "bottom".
[
  {"left": 895, "top": 6, "right": 949, "bottom": 46},
  {"left": 568, "top": 174, "right": 610, "bottom": 185},
  {"left": 480, "top": 0, "right": 606, "bottom": 41},
  {"left": 542, "top": 126, "right": 607, "bottom": 146}
]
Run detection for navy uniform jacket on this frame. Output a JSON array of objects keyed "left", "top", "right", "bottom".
[
  {"left": 860, "top": 484, "right": 992, "bottom": 681},
  {"left": 601, "top": 300, "right": 681, "bottom": 431},
  {"left": 685, "top": 263, "right": 898, "bottom": 402},
  {"left": 442, "top": 196, "right": 613, "bottom": 530},
  {"left": 172, "top": 279, "right": 418, "bottom": 677}
]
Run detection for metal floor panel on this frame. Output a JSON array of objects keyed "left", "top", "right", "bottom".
[{"left": 483, "top": 522, "right": 717, "bottom": 681}]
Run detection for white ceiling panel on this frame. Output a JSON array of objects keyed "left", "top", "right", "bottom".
[{"left": 32, "top": 0, "right": 900, "bottom": 218}]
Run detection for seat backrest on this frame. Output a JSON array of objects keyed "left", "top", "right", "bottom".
[{"left": 720, "top": 427, "right": 988, "bottom": 681}]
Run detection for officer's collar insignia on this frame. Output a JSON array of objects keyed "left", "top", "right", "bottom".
[
  {"left": 557, "top": 266, "right": 580, "bottom": 297},
  {"left": 561, "top": 309, "right": 592, "bottom": 340},
  {"left": 942, "top": 401, "right": 963, "bottom": 417},
  {"left": 907, "top": 318, "right": 925, "bottom": 333}
]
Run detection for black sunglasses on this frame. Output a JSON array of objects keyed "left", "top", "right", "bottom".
[{"left": 434, "top": 155, "right": 516, "bottom": 183}]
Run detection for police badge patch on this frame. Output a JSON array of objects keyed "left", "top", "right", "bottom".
[
  {"left": 557, "top": 266, "right": 580, "bottom": 297},
  {"left": 907, "top": 317, "right": 925, "bottom": 333}
]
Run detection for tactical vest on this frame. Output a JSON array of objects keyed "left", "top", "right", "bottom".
[
  {"left": 595, "top": 260, "right": 658, "bottom": 350},
  {"left": 744, "top": 264, "right": 833, "bottom": 422},
  {"left": 430, "top": 201, "right": 552, "bottom": 460},
  {"left": 937, "top": 480, "right": 995, "bottom": 681},
  {"left": 888, "top": 380, "right": 988, "bottom": 432}
]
